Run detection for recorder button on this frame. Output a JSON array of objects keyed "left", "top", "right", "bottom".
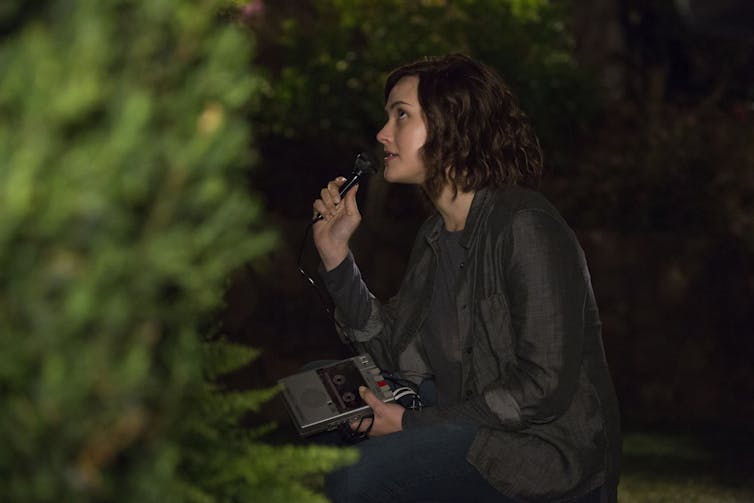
[{"left": 376, "top": 380, "right": 387, "bottom": 387}]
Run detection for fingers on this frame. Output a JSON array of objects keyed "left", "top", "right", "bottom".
[
  {"left": 328, "top": 178, "right": 346, "bottom": 203},
  {"left": 346, "top": 387, "right": 380, "bottom": 432},
  {"left": 350, "top": 414, "right": 374, "bottom": 432},
  {"left": 321, "top": 177, "right": 345, "bottom": 208},
  {"left": 312, "top": 199, "right": 327, "bottom": 220},
  {"left": 342, "top": 183, "right": 360, "bottom": 216},
  {"left": 312, "top": 177, "right": 347, "bottom": 220}
]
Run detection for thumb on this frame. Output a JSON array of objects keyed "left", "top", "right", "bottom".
[{"left": 359, "top": 385, "right": 381, "bottom": 410}]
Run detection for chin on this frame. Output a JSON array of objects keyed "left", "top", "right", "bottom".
[
  {"left": 383, "top": 166, "right": 423, "bottom": 185},
  {"left": 383, "top": 173, "right": 409, "bottom": 185},
  {"left": 383, "top": 167, "right": 399, "bottom": 183}
]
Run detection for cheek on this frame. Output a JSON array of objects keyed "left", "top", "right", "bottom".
[{"left": 410, "top": 126, "right": 427, "bottom": 152}]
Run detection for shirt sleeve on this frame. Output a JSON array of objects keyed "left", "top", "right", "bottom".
[
  {"left": 401, "top": 395, "right": 501, "bottom": 429},
  {"left": 317, "top": 251, "right": 401, "bottom": 372},
  {"left": 319, "top": 251, "right": 372, "bottom": 329},
  {"left": 481, "top": 208, "right": 587, "bottom": 428}
]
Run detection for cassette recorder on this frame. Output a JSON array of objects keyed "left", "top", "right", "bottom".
[{"left": 278, "top": 354, "right": 395, "bottom": 437}]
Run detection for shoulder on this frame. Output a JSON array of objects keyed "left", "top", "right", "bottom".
[
  {"left": 484, "top": 186, "right": 566, "bottom": 230},
  {"left": 479, "top": 187, "right": 584, "bottom": 262}
]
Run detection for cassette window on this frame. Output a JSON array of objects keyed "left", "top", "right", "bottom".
[{"left": 317, "top": 361, "right": 368, "bottom": 412}]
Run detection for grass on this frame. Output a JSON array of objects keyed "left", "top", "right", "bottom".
[
  {"left": 262, "top": 392, "right": 754, "bottom": 502},
  {"left": 618, "top": 425, "right": 754, "bottom": 502}
]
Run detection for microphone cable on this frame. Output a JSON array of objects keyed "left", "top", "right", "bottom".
[
  {"left": 296, "top": 220, "right": 334, "bottom": 318},
  {"left": 296, "top": 152, "right": 377, "bottom": 352}
]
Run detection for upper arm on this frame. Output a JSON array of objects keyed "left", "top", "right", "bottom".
[{"left": 504, "top": 209, "right": 587, "bottom": 422}]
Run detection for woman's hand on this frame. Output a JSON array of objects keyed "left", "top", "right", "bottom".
[
  {"left": 351, "top": 385, "right": 405, "bottom": 437},
  {"left": 312, "top": 177, "right": 362, "bottom": 271}
]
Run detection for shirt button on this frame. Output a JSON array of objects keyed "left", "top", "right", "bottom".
[
  {"left": 459, "top": 262, "right": 465, "bottom": 269},
  {"left": 465, "top": 347, "right": 472, "bottom": 355},
  {"left": 465, "top": 389, "right": 474, "bottom": 397}
]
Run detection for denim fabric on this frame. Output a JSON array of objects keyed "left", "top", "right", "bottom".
[{"left": 324, "top": 422, "right": 513, "bottom": 503}]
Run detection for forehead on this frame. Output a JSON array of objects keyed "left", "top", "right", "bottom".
[{"left": 385, "top": 76, "right": 420, "bottom": 108}]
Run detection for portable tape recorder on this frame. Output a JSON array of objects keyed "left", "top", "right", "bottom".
[{"left": 278, "top": 354, "right": 395, "bottom": 437}]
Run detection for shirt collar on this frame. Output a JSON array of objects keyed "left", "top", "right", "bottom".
[{"left": 424, "top": 188, "right": 493, "bottom": 249}]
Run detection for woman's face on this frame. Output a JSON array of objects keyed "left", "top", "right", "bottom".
[{"left": 377, "top": 76, "right": 428, "bottom": 185}]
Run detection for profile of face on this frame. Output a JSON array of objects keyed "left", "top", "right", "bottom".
[{"left": 376, "top": 76, "right": 428, "bottom": 185}]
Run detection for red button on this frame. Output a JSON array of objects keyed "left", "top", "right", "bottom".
[{"left": 376, "top": 380, "right": 387, "bottom": 387}]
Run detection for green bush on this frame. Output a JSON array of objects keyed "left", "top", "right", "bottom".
[{"left": 0, "top": 1, "right": 353, "bottom": 501}]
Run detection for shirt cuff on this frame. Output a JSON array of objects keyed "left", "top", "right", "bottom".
[
  {"left": 318, "top": 251, "right": 354, "bottom": 289},
  {"left": 401, "top": 408, "right": 443, "bottom": 430}
]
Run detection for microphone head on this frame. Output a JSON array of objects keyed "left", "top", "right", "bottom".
[{"left": 354, "top": 152, "right": 378, "bottom": 176}]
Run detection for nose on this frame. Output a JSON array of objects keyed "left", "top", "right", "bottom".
[{"left": 376, "top": 121, "right": 391, "bottom": 145}]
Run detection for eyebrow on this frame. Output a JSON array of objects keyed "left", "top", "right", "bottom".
[{"left": 384, "top": 100, "right": 413, "bottom": 113}]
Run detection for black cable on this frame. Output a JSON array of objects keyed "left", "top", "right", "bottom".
[
  {"left": 297, "top": 221, "right": 334, "bottom": 318},
  {"left": 338, "top": 413, "right": 374, "bottom": 443},
  {"left": 296, "top": 221, "right": 361, "bottom": 356}
]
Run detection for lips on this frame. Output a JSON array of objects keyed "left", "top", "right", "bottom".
[{"left": 384, "top": 152, "right": 398, "bottom": 163}]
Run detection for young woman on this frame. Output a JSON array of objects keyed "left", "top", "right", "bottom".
[{"left": 312, "top": 54, "right": 620, "bottom": 503}]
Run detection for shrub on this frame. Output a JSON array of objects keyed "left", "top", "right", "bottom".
[{"left": 0, "top": 1, "right": 353, "bottom": 501}]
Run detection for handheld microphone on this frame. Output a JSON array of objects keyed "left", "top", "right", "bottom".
[{"left": 313, "top": 152, "right": 377, "bottom": 222}]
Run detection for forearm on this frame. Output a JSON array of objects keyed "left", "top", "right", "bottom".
[
  {"left": 401, "top": 395, "right": 502, "bottom": 430},
  {"left": 319, "top": 251, "right": 373, "bottom": 329}
]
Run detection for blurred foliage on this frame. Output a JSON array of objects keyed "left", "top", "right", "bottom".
[
  {"left": 0, "top": 0, "right": 353, "bottom": 501},
  {"left": 257, "top": 0, "right": 587, "bottom": 133},
  {"left": 242, "top": 0, "right": 600, "bottom": 216}
]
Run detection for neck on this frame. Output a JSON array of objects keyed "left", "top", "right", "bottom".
[{"left": 434, "top": 185, "right": 475, "bottom": 231}]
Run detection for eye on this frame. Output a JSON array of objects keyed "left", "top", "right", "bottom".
[{"left": 397, "top": 108, "right": 408, "bottom": 120}]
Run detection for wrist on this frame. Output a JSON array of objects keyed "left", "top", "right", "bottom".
[{"left": 320, "top": 246, "right": 349, "bottom": 271}]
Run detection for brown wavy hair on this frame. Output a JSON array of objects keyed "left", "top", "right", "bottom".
[{"left": 385, "top": 53, "right": 543, "bottom": 200}]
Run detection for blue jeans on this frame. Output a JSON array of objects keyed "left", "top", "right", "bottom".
[{"left": 324, "top": 421, "right": 514, "bottom": 503}]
